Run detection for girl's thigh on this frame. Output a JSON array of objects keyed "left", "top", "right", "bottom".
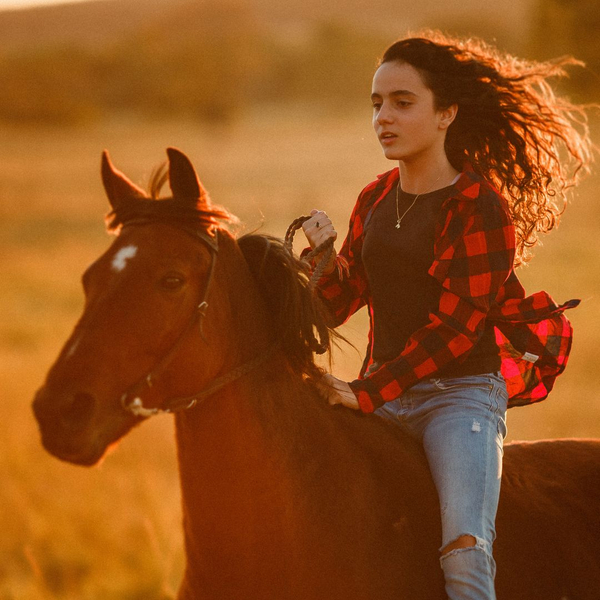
[{"left": 412, "top": 374, "right": 508, "bottom": 548}]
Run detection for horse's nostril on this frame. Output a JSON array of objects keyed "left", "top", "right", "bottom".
[{"left": 60, "top": 392, "right": 96, "bottom": 429}]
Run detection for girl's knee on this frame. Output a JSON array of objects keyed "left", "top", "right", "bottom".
[{"left": 441, "top": 534, "right": 477, "bottom": 556}]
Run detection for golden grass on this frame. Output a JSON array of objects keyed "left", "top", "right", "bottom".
[{"left": 1, "top": 111, "right": 599, "bottom": 598}]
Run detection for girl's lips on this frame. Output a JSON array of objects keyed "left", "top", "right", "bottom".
[{"left": 380, "top": 135, "right": 398, "bottom": 145}]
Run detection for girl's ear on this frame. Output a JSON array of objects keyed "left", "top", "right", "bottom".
[{"left": 438, "top": 104, "right": 458, "bottom": 130}]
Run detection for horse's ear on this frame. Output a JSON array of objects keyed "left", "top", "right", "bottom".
[
  {"left": 166, "top": 147, "right": 209, "bottom": 205},
  {"left": 101, "top": 151, "right": 147, "bottom": 209}
]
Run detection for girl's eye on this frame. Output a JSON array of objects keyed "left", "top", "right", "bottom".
[
  {"left": 160, "top": 274, "right": 186, "bottom": 290},
  {"left": 372, "top": 103, "right": 382, "bottom": 110},
  {"left": 397, "top": 101, "right": 411, "bottom": 107}
]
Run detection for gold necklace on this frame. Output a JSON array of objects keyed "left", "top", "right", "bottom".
[{"left": 395, "top": 173, "right": 443, "bottom": 229}]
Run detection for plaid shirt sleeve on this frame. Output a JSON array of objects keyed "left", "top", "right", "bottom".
[
  {"left": 348, "top": 185, "right": 516, "bottom": 413},
  {"left": 309, "top": 183, "right": 380, "bottom": 327}
]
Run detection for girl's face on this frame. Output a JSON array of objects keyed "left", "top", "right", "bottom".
[{"left": 371, "top": 61, "right": 454, "bottom": 163}]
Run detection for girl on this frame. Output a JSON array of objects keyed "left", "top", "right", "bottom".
[{"left": 302, "top": 33, "right": 594, "bottom": 599}]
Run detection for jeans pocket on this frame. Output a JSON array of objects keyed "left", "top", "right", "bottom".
[
  {"left": 432, "top": 375, "right": 495, "bottom": 393},
  {"left": 497, "top": 383, "right": 509, "bottom": 403}
]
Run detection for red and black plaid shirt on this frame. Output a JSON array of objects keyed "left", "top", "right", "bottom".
[{"left": 314, "top": 166, "right": 578, "bottom": 414}]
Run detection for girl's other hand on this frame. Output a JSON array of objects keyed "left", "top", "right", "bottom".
[{"left": 316, "top": 373, "right": 360, "bottom": 410}]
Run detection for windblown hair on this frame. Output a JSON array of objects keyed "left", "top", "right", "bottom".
[
  {"left": 238, "top": 233, "right": 341, "bottom": 380},
  {"left": 105, "top": 164, "right": 235, "bottom": 234},
  {"left": 381, "top": 32, "right": 596, "bottom": 264}
]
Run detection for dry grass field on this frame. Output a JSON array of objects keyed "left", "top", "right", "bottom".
[{"left": 1, "top": 111, "right": 599, "bottom": 598}]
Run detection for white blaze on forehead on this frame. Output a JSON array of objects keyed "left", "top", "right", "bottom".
[{"left": 111, "top": 245, "right": 138, "bottom": 272}]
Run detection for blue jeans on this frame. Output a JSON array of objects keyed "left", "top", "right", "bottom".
[{"left": 373, "top": 371, "right": 508, "bottom": 600}]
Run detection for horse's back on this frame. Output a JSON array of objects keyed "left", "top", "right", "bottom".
[{"left": 496, "top": 438, "right": 600, "bottom": 599}]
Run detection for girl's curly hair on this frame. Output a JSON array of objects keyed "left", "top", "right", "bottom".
[{"left": 381, "top": 31, "right": 596, "bottom": 265}]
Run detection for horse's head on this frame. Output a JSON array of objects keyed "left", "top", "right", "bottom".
[{"left": 33, "top": 148, "right": 236, "bottom": 465}]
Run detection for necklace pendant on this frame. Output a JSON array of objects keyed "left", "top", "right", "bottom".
[{"left": 395, "top": 221, "right": 402, "bottom": 229}]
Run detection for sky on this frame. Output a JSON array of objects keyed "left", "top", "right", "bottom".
[{"left": 0, "top": 0, "right": 89, "bottom": 9}]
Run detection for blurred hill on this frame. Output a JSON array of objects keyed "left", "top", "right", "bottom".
[
  {"left": 0, "top": 0, "right": 387, "bottom": 124},
  {"left": 0, "top": 0, "right": 180, "bottom": 50},
  {"left": 0, "top": 0, "right": 596, "bottom": 126},
  {"left": 0, "top": 0, "right": 533, "bottom": 50}
]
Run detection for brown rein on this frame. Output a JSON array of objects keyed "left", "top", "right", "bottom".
[{"left": 120, "top": 217, "right": 333, "bottom": 418}]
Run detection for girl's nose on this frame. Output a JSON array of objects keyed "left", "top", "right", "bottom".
[{"left": 376, "top": 103, "right": 393, "bottom": 125}]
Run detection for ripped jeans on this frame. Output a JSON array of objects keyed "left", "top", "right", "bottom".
[{"left": 373, "top": 371, "right": 508, "bottom": 600}]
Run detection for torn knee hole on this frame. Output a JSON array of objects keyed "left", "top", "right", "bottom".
[{"left": 441, "top": 535, "right": 477, "bottom": 556}]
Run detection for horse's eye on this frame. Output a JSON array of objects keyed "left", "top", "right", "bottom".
[{"left": 160, "top": 274, "right": 186, "bottom": 290}]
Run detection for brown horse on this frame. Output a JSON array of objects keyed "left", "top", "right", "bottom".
[{"left": 33, "top": 148, "right": 600, "bottom": 600}]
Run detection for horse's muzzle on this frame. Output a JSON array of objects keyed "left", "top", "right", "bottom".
[{"left": 32, "top": 387, "right": 102, "bottom": 465}]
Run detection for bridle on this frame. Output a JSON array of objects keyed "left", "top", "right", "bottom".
[
  {"left": 119, "top": 223, "right": 275, "bottom": 418},
  {"left": 119, "top": 215, "right": 333, "bottom": 419}
]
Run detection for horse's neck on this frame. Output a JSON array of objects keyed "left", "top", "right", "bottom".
[
  {"left": 175, "top": 365, "right": 316, "bottom": 516},
  {"left": 173, "top": 370, "right": 317, "bottom": 593}
]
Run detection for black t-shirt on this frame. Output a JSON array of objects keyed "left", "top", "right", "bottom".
[{"left": 361, "top": 181, "right": 500, "bottom": 376}]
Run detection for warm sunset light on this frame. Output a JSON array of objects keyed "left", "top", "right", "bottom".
[{"left": 2, "top": 0, "right": 599, "bottom": 597}]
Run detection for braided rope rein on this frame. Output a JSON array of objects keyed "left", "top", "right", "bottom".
[
  {"left": 283, "top": 216, "right": 336, "bottom": 356},
  {"left": 284, "top": 216, "right": 335, "bottom": 289}
]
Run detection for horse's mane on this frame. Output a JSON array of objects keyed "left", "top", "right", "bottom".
[
  {"left": 105, "top": 164, "right": 236, "bottom": 235},
  {"left": 237, "top": 233, "right": 343, "bottom": 381}
]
